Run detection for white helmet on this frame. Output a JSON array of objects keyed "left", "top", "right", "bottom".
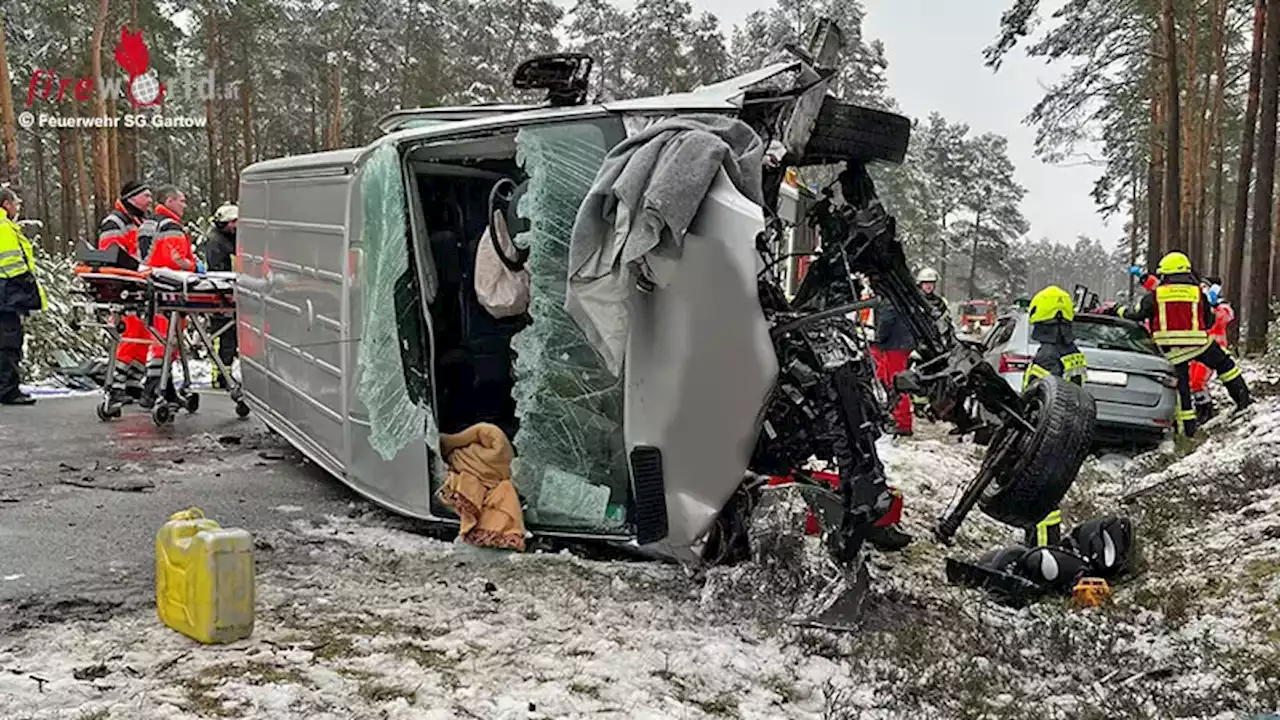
[
  {"left": 213, "top": 203, "right": 239, "bottom": 224},
  {"left": 916, "top": 267, "right": 940, "bottom": 284}
]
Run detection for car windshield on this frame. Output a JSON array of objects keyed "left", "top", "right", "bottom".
[
  {"left": 1072, "top": 316, "right": 1159, "bottom": 355},
  {"left": 962, "top": 303, "right": 991, "bottom": 315}
]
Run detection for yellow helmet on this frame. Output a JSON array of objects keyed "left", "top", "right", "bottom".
[
  {"left": 1028, "top": 285, "right": 1075, "bottom": 325},
  {"left": 1156, "top": 251, "right": 1192, "bottom": 276}
]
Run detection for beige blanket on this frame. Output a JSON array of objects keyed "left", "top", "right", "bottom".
[{"left": 438, "top": 423, "right": 526, "bottom": 551}]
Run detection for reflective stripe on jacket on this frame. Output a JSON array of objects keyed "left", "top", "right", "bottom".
[
  {"left": 1151, "top": 283, "right": 1211, "bottom": 362},
  {"left": 1023, "top": 343, "right": 1087, "bottom": 392}
]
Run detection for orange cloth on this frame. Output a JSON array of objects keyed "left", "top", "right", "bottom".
[{"left": 438, "top": 423, "right": 526, "bottom": 551}]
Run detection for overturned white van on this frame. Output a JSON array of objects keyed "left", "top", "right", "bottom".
[{"left": 234, "top": 31, "right": 941, "bottom": 562}]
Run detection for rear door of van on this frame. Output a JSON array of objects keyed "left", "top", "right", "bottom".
[{"left": 238, "top": 151, "right": 358, "bottom": 475}]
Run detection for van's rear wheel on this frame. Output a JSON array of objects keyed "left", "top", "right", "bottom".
[
  {"left": 978, "top": 375, "right": 1096, "bottom": 528},
  {"left": 802, "top": 98, "right": 912, "bottom": 165}
]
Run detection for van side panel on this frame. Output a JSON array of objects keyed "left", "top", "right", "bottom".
[{"left": 238, "top": 157, "right": 356, "bottom": 472}]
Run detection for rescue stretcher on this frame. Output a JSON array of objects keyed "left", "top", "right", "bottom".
[{"left": 73, "top": 250, "right": 248, "bottom": 427}]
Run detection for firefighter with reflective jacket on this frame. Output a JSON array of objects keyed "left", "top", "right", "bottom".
[
  {"left": 0, "top": 188, "right": 47, "bottom": 406},
  {"left": 1022, "top": 285, "right": 1087, "bottom": 546},
  {"left": 97, "top": 180, "right": 153, "bottom": 407},
  {"left": 140, "top": 186, "right": 200, "bottom": 409},
  {"left": 1113, "top": 252, "right": 1251, "bottom": 437}
]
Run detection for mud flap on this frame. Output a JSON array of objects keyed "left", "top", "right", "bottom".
[{"left": 630, "top": 446, "right": 668, "bottom": 545}]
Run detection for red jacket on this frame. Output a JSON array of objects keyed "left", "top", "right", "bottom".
[
  {"left": 145, "top": 204, "right": 195, "bottom": 271},
  {"left": 97, "top": 200, "right": 144, "bottom": 258}
]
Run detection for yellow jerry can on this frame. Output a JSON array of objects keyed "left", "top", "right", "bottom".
[{"left": 156, "top": 507, "right": 255, "bottom": 644}]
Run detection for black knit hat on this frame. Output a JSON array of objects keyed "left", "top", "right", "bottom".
[{"left": 120, "top": 180, "right": 150, "bottom": 201}]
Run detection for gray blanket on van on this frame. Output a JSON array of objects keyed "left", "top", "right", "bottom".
[{"left": 566, "top": 114, "right": 765, "bottom": 376}]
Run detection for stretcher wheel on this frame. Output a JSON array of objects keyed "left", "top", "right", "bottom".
[
  {"left": 152, "top": 404, "right": 173, "bottom": 427},
  {"left": 185, "top": 393, "right": 200, "bottom": 413},
  {"left": 235, "top": 401, "right": 250, "bottom": 419},
  {"left": 96, "top": 401, "right": 121, "bottom": 421}
]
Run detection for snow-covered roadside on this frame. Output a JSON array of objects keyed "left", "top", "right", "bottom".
[
  {"left": 3, "top": 366, "right": 1280, "bottom": 719},
  {"left": 19, "top": 359, "right": 233, "bottom": 398}
]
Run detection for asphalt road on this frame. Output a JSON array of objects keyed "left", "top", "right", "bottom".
[{"left": 0, "top": 392, "right": 359, "bottom": 626}]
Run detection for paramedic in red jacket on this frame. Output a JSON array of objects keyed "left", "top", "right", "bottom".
[
  {"left": 96, "top": 180, "right": 152, "bottom": 406},
  {"left": 140, "top": 186, "right": 197, "bottom": 409}
]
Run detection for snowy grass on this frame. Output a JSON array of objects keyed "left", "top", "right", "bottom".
[{"left": 3, "top": 368, "right": 1280, "bottom": 718}]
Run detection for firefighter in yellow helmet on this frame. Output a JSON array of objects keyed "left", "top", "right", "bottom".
[
  {"left": 1021, "top": 285, "right": 1087, "bottom": 546},
  {"left": 1112, "top": 251, "right": 1251, "bottom": 438}
]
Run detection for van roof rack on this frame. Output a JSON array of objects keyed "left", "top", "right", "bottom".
[{"left": 512, "top": 53, "right": 593, "bottom": 107}]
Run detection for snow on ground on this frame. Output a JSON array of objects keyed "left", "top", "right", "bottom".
[{"left": 4, "top": 366, "right": 1280, "bottom": 719}]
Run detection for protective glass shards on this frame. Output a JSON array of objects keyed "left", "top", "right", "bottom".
[
  {"left": 510, "top": 123, "right": 628, "bottom": 532},
  {"left": 355, "top": 142, "right": 440, "bottom": 462}
]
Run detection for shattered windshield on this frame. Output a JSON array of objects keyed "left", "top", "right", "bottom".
[{"left": 508, "top": 121, "right": 630, "bottom": 533}]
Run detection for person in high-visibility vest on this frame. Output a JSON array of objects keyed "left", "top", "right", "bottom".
[
  {"left": 0, "top": 188, "right": 48, "bottom": 405},
  {"left": 1113, "top": 252, "right": 1251, "bottom": 438},
  {"left": 1021, "top": 285, "right": 1087, "bottom": 546}
]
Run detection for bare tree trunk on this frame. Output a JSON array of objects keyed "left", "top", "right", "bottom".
[
  {"left": 1210, "top": 0, "right": 1229, "bottom": 275},
  {"left": 90, "top": 0, "right": 111, "bottom": 224},
  {"left": 329, "top": 61, "right": 342, "bottom": 149},
  {"left": 0, "top": 13, "right": 19, "bottom": 186},
  {"left": 1229, "top": 0, "right": 1267, "bottom": 345},
  {"left": 1129, "top": 170, "right": 1140, "bottom": 297},
  {"left": 1181, "top": 6, "right": 1199, "bottom": 257},
  {"left": 1149, "top": 93, "right": 1164, "bottom": 262},
  {"left": 119, "top": 0, "right": 138, "bottom": 185},
  {"left": 58, "top": 128, "right": 74, "bottom": 254},
  {"left": 241, "top": 32, "right": 253, "bottom": 182},
  {"left": 1149, "top": 27, "right": 1165, "bottom": 262},
  {"left": 1246, "top": 0, "right": 1280, "bottom": 354},
  {"left": 30, "top": 131, "right": 49, "bottom": 247},
  {"left": 107, "top": 117, "right": 119, "bottom": 200},
  {"left": 967, "top": 210, "right": 984, "bottom": 299},
  {"left": 1162, "top": 0, "right": 1183, "bottom": 253},
  {"left": 73, "top": 103, "right": 94, "bottom": 243},
  {"left": 206, "top": 1, "right": 221, "bottom": 204}
]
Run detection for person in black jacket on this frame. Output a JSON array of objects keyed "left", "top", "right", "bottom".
[
  {"left": 872, "top": 301, "right": 916, "bottom": 437},
  {"left": 206, "top": 203, "right": 238, "bottom": 389}
]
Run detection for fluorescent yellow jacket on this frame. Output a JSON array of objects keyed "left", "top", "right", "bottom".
[{"left": 0, "top": 209, "right": 48, "bottom": 312}]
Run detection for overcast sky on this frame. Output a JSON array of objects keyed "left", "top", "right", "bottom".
[{"left": 595, "top": 0, "right": 1117, "bottom": 250}]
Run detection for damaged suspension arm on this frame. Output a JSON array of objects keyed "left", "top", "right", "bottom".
[{"left": 807, "top": 162, "right": 1036, "bottom": 541}]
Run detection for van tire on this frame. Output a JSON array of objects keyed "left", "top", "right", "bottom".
[
  {"left": 978, "top": 376, "right": 1096, "bottom": 528},
  {"left": 803, "top": 98, "right": 912, "bottom": 165}
]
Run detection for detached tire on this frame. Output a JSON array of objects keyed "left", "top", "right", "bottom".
[
  {"left": 979, "top": 376, "right": 1096, "bottom": 528},
  {"left": 803, "top": 97, "right": 912, "bottom": 165}
]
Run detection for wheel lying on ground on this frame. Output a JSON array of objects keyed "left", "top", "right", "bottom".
[
  {"left": 802, "top": 97, "right": 912, "bottom": 165},
  {"left": 978, "top": 375, "right": 1096, "bottom": 528}
]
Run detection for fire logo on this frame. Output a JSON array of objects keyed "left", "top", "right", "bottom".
[{"left": 114, "top": 27, "right": 165, "bottom": 107}]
